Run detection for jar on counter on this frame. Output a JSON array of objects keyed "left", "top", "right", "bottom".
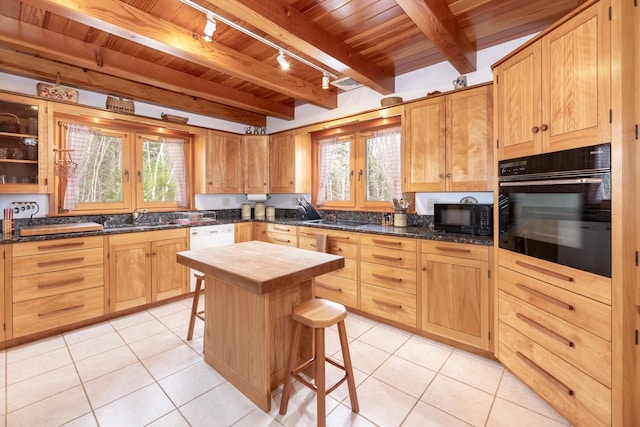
[
  {"left": 393, "top": 208, "right": 407, "bottom": 228},
  {"left": 254, "top": 202, "right": 266, "bottom": 220},
  {"left": 241, "top": 203, "right": 251, "bottom": 220},
  {"left": 266, "top": 206, "right": 275, "bottom": 221}
]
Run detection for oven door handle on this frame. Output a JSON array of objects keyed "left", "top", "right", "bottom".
[{"left": 499, "top": 177, "right": 603, "bottom": 187}]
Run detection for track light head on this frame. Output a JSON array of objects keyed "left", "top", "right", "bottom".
[
  {"left": 322, "top": 72, "right": 330, "bottom": 89},
  {"left": 202, "top": 14, "right": 216, "bottom": 42},
  {"left": 277, "top": 50, "right": 290, "bottom": 70}
]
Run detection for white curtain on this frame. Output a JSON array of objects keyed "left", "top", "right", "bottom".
[
  {"left": 370, "top": 126, "right": 402, "bottom": 200},
  {"left": 63, "top": 124, "right": 96, "bottom": 210},
  {"left": 316, "top": 136, "right": 339, "bottom": 206},
  {"left": 161, "top": 137, "right": 188, "bottom": 207}
]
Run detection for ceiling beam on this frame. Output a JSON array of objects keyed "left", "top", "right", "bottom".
[
  {"left": 23, "top": 0, "right": 337, "bottom": 110},
  {"left": 394, "top": 0, "right": 476, "bottom": 74},
  {"left": 0, "top": 48, "right": 267, "bottom": 127},
  {"left": 206, "top": 0, "right": 395, "bottom": 95},
  {"left": 0, "top": 15, "right": 293, "bottom": 120}
]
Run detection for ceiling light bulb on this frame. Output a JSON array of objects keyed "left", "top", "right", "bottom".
[
  {"left": 322, "top": 72, "right": 330, "bottom": 89},
  {"left": 277, "top": 50, "right": 289, "bottom": 70},
  {"left": 202, "top": 14, "right": 216, "bottom": 42}
]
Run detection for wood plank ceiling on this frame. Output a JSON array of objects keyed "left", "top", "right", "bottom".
[{"left": 0, "top": 0, "right": 585, "bottom": 126}]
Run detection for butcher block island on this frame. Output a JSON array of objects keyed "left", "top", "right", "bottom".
[{"left": 176, "top": 240, "right": 344, "bottom": 411}]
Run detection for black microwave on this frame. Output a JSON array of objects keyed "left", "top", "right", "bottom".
[{"left": 433, "top": 203, "right": 493, "bottom": 236}]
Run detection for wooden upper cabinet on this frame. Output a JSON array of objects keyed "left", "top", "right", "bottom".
[
  {"left": 243, "top": 134, "right": 269, "bottom": 194},
  {"left": 404, "top": 96, "right": 446, "bottom": 192},
  {"left": 494, "top": 0, "right": 610, "bottom": 160},
  {"left": 404, "top": 85, "right": 493, "bottom": 192},
  {"left": 204, "top": 130, "right": 243, "bottom": 194},
  {"left": 446, "top": 86, "right": 493, "bottom": 191},
  {"left": 269, "top": 131, "right": 311, "bottom": 194}
]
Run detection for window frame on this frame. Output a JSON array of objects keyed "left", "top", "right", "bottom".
[
  {"left": 53, "top": 113, "right": 194, "bottom": 216},
  {"left": 311, "top": 116, "right": 402, "bottom": 211}
]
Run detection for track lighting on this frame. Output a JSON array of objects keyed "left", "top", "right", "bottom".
[
  {"left": 276, "top": 50, "right": 290, "bottom": 70},
  {"left": 322, "top": 72, "right": 330, "bottom": 89},
  {"left": 202, "top": 13, "right": 216, "bottom": 42}
]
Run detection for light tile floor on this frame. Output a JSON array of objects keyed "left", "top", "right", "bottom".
[{"left": 0, "top": 297, "right": 571, "bottom": 426}]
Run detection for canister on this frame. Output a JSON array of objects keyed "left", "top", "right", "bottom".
[
  {"left": 254, "top": 202, "right": 266, "bottom": 220},
  {"left": 241, "top": 203, "right": 251, "bottom": 220},
  {"left": 394, "top": 208, "right": 407, "bottom": 227},
  {"left": 266, "top": 206, "right": 275, "bottom": 221}
]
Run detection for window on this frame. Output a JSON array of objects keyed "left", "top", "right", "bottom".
[
  {"left": 313, "top": 117, "right": 402, "bottom": 210},
  {"left": 55, "top": 116, "right": 192, "bottom": 214}
]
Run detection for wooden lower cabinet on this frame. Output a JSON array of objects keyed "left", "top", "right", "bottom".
[
  {"left": 234, "top": 222, "right": 252, "bottom": 242},
  {"left": 298, "top": 227, "right": 358, "bottom": 308},
  {"left": 421, "top": 240, "right": 490, "bottom": 350},
  {"left": 108, "top": 229, "right": 188, "bottom": 312},
  {"left": 10, "top": 236, "right": 105, "bottom": 339},
  {"left": 497, "top": 249, "right": 612, "bottom": 426},
  {"left": 262, "top": 223, "right": 297, "bottom": 247}
]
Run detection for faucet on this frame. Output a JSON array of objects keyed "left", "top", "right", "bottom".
[{"left": 132, "top": 208, "right": 147, "bottom": 224}]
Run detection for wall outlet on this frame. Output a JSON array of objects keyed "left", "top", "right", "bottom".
[
  {"left": 292, "top": 197, "right": 298, "bottom": 206},
  {"left": 12, "top": 201, "right": 40, "bottom": 218},
  {"left": 222, "top": 197, "right": 230, "bottom": 207},
  {"left": 427, "top": 198, "right": 438, "bottom": 214}
]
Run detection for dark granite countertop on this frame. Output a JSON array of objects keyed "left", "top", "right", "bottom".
[{"left": 0, "top": 217, "right": 493, "bottom": 247}]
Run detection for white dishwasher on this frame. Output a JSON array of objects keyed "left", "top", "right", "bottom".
[{"left": 188, "top": 223, "right": 235, "bottom": 290}]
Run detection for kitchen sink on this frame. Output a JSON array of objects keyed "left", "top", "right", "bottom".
[{"left": 303, "top": 219, "right": 369, "bottom": 228}]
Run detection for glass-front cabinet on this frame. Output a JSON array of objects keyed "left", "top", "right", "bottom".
[{"left": 0, "top": 93, "right": 47, "bottom": 193}]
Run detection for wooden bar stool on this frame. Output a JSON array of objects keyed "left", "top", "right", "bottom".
[
  {"left": 187, "top": 272, "right": 205, "bottom": 340},
  {"left": 279, "top": 298, "right": 359, "bottom": 427}
]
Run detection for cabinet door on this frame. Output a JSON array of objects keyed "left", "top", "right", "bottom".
[
  {"left": 153, "top": 237, "right": 187, "bottom": 302},
  {"left": 404, "top": 96, "right": 446, "bottom": 191},
  {"left": 269, "top": 132, "right": 311, "bottom": 193},
  {"left": 234, "top": 222, "right": 253, "bottom": 242},
  {"left": 494, "top": 42, "right": 542, "bottom": 160},
  {"left": 446, "top": 86, "right": 494, "bottom": 191},
  {"left": 253, "top": 222, "right": 267, "bottom": 241},
  {"left": 542, "top": 0, "right": 610, "bottom": 152},
  {"left": 109, "top": 241, "right": 151, "bottom": 311},
  {"left": 205, "top": 130, "right": 243, "bottom": 193},
  {"left": 422, "top": 253, "right": 489, "bottom": 350},
  {"left": 243, "top": 135, "right": 269, "bottom": 193}
]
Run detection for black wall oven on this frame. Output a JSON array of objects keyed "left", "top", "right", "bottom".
[{"left": 498, "top": 143, "right": 611, "bottom": 278}]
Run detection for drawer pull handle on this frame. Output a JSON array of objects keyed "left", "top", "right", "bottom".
[
  {"left": 37, "top": 242, "right": 85, "bottom": 250},
  {"left": 38, "top": 304, "right": 85, "bottom": 318},
  {"left": 372, "top": 298, "right": 402, "bottom": 310},
  {"left": 516, "top": 313, "right": 574, "bottom": 347},
  {"left": 37, "top": 257, "right": 85, "bottom": 268},
  {"left": 515, "top": 283, "right": 574, "bottom": 311},
  {"left": 515, "top": 261, "right": 574, "bottom": 282},
  {"left": 372, "top": 273, "right": 402, "bottom": 282},
  {"left": 300, "top": 232, "right": 316, "bottom": 237},
  {"left": 273, "top": 237, "right": 290, "bottom": 243},
  {"left": 330, "top": 234, "right": 350, "bottom": 240},
  {"left": 38, "top": 276, "right": 85, "bottom": 289},
  {"left": 273, "top": 226, "right": 290, "bottom": 232},
  {"left": 316, "top": 283, "right": 342, "bottom": 293},
  {"left": 515, "top": 351, "right": 574, "bottom": 396},
  {"left": 372, "top": 239, "right": 402, "bottom": 246},
  {"left": 372, "top": 254, "right": 402, "bottom": 261},
  {"left": 434, "top": 246, "right": 471, "bottom": 254}
]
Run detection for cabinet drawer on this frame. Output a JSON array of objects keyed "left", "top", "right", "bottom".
[
  {"left": 360, "top": 234, "right": 416, "bottom": 251},
  {"left": 265, "top": 231, "right": 297, "bottom": 247},
  {"left": 361, "top": 283, "right": 416, "bottom": 327},
  {"left": 267, "top": 223, "right": 296, "bottom": 235},
  {"left": 499, "top": 291, "right": 611, "bottom": 388},
  {"left": 360, "top": 245, "right": 416, "bottom": 269},
  {"left": 13, "top": 264, "right": 104, "bottom": 303},
  {"left": 13, "top": 287, "right": 105, "bottom": 338},
  {"left": 499, "top": 322, "right": 611, "bottom": 427},
  {"left": 13, "top": 247, "right": 104, "bottom": 276},
  {"left": 12, "top": 236, "right": 103, "bottom": 257},
  {"left": 361, "top": 261, "right": 416, "bottom": 294},
  {"left": 299, "top": 227, "right": 357, "bottom": 243},
  {"left": 327, "top": 258, "right": 357, "bottom": 281},
  {"left": 499, "top": 249, "right": 611, "bottom": 304},
  {"left": 314, "top": 275, "right": 357, "bottom": 308},
  {"left": 299, "top": 235, "right": 357, "bottom": 259},
  {"left": 499, "top": 266, "right": 611, "bottom": 340},
  {"left": 421, "top": 240, "right": 488, "bottom": 261}
]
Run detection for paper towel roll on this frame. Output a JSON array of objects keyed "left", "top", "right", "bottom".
[{"left": 246, "top": 193, "right": 268, "bottom": 202}]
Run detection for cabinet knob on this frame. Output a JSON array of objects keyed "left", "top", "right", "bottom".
[
  {"left": 540, "top": 124, "right": 548, "bottom": 131},
  {"left": 446, "top": 173, "right": 452, "bottom": 178},
  {"left": 439, "top": 173, "right": 445, "bottom": 179},
  {"left": 532, "top": 126, "right": 540, "bottom": 133},
  {"left": 422, "top": 266, "right": 427, "bottom": 271}
]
